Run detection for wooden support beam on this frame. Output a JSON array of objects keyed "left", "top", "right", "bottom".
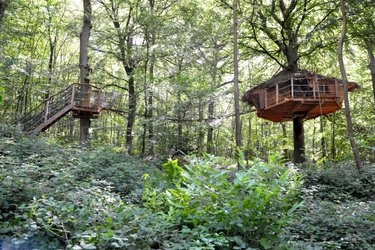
[
  {"left": 71, "top": 85, "right": 76, "bottom": 105},
  {"left": 265, "top": 89, "right": 268, "bottom": 109},
  {"left": 34, "top": 104, "right": 74, "bottom": 133},
  {"left": 45, "top": 100, "right": 50, "bottom": 122},
  {"left": 291, "top": 77, "right": 294, "bottom": 98},
  {"left": 288, "top": 101, "right": 304, "bottom": 115},
  {"left": 276, "top": 83, "right": 279, "bottom": 104},
  {"left": 313, "top": 79, "right": 316, "bottom": 99},
  {"left": 335, "top": 79, "right": 338, "bottom": 98}
]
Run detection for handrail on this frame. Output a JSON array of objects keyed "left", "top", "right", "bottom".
[{"left": 265, "top": 82, "right": 337, "bottom": 107}]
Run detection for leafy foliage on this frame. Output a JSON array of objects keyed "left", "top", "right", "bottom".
[
  {"left": 0, "top": 85, "right": 3, "bottom": 103},
  {"left": 143, "top": 156, "right": 302, "bottom": 249},
  {"left": 283, "top": 162, "right": 375, "bottom": 249}
]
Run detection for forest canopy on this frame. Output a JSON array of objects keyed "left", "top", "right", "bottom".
[{"left": 0, "top": 0, "right": 373, "bottom": 163}]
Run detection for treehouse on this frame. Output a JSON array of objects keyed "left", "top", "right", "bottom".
[{"left": 243, "top": 70, "right": 360, "bottom": 122}]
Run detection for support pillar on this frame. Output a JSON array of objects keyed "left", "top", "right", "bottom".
[
  {"left": 293, "top": 115, "right": 306, "bottom": 164},
  {"left": 80, "top": 118, "right": 91, "bottom": 147}
]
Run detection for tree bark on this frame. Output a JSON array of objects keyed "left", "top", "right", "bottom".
[
  {"left": 293, "top": 116, "right": 305, "bottom": 163},
  {"left": 0, "top": 0, "right": 8, "bottom": 28},
  {"left": 331, "top": 116, "right": 336, "bottom": 159},
  {"left": 198, "top": 98, "right": 204, "bottom": 153},
  {"left": 338, "top": 0, "right": 362, "bottom": 172},
  {"left": 126, "top": 71, "right": 136, "bottom": 155},
  {"left": 233, "top": 0, "right": 242, "bottom": 149},
  {"left": 148, "top": 0, "right": 156, "bottom": 155},
  {"left": 79, "top": 0, "right": 92, "bottom": 147},
  {"left": 207, "top": 102, "right": 214, "bottom": 154},
  {"left": 366, "top": 44, "right": 375, "bottom": 103},
  {"left": 281, "top": 123, "right": 288, "bottom": 160},
  {"left": 320, "top": 116, "right": 327, "bottom": 159}
]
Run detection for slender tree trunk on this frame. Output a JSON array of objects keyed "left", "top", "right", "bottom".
[
  {"left": 141, "top": 30, "right": 149, "bottom": 157},
  {"left": 338, "top": 0, "right": 362, "bottom": 172},
  {"left": 141, "top": 89, "right": 147, "bottom": 156},
  {"left": 207, "top": 102, "right": 214, "bottom": 154},
  {"left": 233, "top": 0, "right": 242, "bottom": 149},
  {"left": 246, "top": 114, "right": 252, "bottom": 161},
  {"left": 312, "top": 124, "right": 316, "bottom": 157},
  {"left": 281, "top": 123, "right": 288, "bottom": 160},
  {"left": 293, "top": 116, "right": 305, "bottom": 163},
  {"left": 126, "top": 72, "right": 136, "bottom": 155},
  {"left": 198, "top": 98, "right": 204, "bottom": 153},
  {"left": 366, "top": 44, "right": 375, "bottom": 103},
  {"left": 79, "top": 0, "right": 92, "bottom": 147},
  {"left": 177, "top": 92, "right": 183, "bottom": 150},
  {"left": 46, "top": 34, "right": 57, "bottom": 99},
  {"left": 331, "top": 116, "right": 336, "bottom": 159},
  {"left": 320, "top": 116, "right": 327, "bottom": 159},
  {"left": 0, "top": 0, "right": 8, "bottom": 28},
  {"left": 148, "top": 5, "right": 156, "bottom": 155}
]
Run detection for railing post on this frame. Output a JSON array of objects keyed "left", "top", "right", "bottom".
[
  {"left": 313, "top": 79, "right": 316, "bottom": 99},
  {"left": 276, "top": 83, "right": 279, "bottom": 104},
  {"left": 71, "top": 85, "right": 75, "bottom": 105},
  {"left": 334, "top": 79, "right": 338, "bottom": 98},
  {"left": 45, "top": 100, "right": 50, "bottom": 122},
  {"left": 291, "top": 78, "right": 294, "bottom": 98},
  {"left": 265, "top": 89, "right": 268, "bottom": 108}
]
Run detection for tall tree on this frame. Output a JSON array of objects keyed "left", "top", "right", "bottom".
[
  {"left": 233, "top": 0, "right": 242, "bottom": 149},
  {"left": 346, "top": 0, "right": 375, "bottom": 103},
  {"left": 338, "top": 0, "right": 362, "bottom": 172},
  {"left": 0, "top": 0, "right": 7, "bottom": 28},
  {"left": 98, "top": 0, "right": 140, "bottom": 155},
  {"left": 79, "top": 0, "right": 92, "bottom": 146},
  {"left": 240, "top": 0, "right": 337, "bottom": 163}
]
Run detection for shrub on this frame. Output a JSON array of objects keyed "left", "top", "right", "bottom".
[
  {"left": 303, "top": 162, "right": 375, "bottom": 201},
  {"left": 143, "top": 156, "right": 302, "bottom": 249}
]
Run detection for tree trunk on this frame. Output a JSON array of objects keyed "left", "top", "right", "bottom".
[
  {"left": 320, "top": 116, "right": 327, "bottom": 159},
  {"left": 0, "top": 0, "right": 8, "bottom": 28},
  {"left": 281, "top": 123, "right": 288, "bottom": 160},
  {"left": 198, "top": 98, "right": 204, "bottom": 153},
  {"left": 177, "top": 92, "right": 183, "bottom": 150},
  {"left": 366, "top": 44, "right": 375, "bottom": 103},
  {"left": 331, "top": 116, "right": 336, "bottom": 159},
  {"left": 207, "top": 101, "right": 214, "bottom": 154},
  {"left": 338, "top": 0, "right": 362, "bottom": 172},
  {"left": 126, "top": 72, "right": 136, "bottom": 155},
  {"left": 293, "top": 116, "right": 305, "bottom": 164},
  {"left": 148, "top": 4, "right": 156, "bottom": 155},
  {"left": 79, "top": 0, "right": 92, "bottom": 147},
  {"left": 233, "top": 0, "right": 242, "bottom": 149}
]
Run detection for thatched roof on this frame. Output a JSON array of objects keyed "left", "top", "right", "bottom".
[{"left": 242, "top": 69, "right": 360, "bottom": 103}]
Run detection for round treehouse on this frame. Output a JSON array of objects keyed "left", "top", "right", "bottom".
[{"left": 243, "top": 69, "right": 360, "bottom": 162}]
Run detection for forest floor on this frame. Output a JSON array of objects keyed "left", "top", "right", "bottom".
[{"left": 0, "top": 130, "right": 374, "bottom": 249}]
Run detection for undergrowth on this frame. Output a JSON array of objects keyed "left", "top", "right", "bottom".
[{"left": 1, "top": 128, "right": 374, "bottom": 249}]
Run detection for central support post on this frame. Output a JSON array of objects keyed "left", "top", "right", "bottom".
[{"left": 293, "top": 115, "right": 306, "bottom": 164}]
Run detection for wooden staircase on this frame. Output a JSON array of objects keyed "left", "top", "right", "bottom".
[{"left": 18, "top": 84, "right": 105, "bottom": 134}]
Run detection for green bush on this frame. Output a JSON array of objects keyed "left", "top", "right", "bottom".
[
  {"left": 303, "top": 162, "right": 375, "bottom": 201},
  {"left": 283, "top": 162, "right": 375, "bottom": 249},
  {"left": 284, "top": 200, "right": 375, "bottom": 249},
  {"left": 143, "top": 156, "right": 302, "bottom": 249}
]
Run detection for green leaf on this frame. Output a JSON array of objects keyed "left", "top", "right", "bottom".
[{"left": 260, "top": 238, "right": 272, "bottom": 249}]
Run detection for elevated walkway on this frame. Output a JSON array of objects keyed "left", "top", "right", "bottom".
[{"left": 18, "top": 84, "right": 112, "bottom": 133}]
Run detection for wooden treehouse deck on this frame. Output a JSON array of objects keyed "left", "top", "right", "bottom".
[
  {"left": 243, "top": 70, "right": 359, "bottom": 122},
  {"left": 258, "top": 81, "right": 344, "bottom": 122},
  {"left": 18, "top": 84, "right": 107, "bottom": 133}
]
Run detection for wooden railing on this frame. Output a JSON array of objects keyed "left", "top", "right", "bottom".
[
  {"left": 18, "top": 84, "right": 106, "bottom": 133},
  {"left": 264, "top": 79, "right": 337, "bottom": 108}
]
